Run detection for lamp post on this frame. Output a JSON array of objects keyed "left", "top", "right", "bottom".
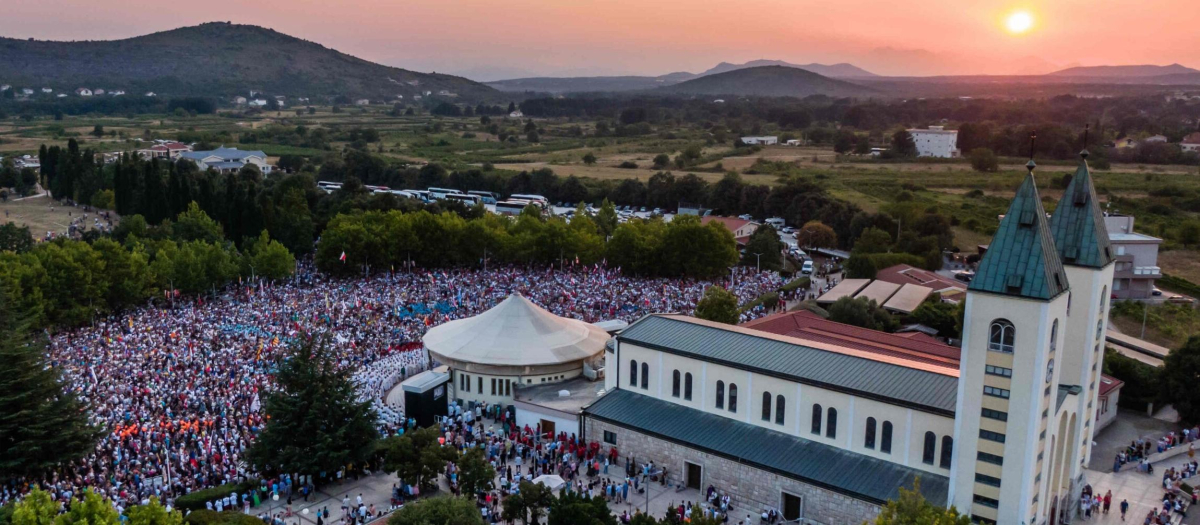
[{"left": 751, "top": 252, "right": 762, "bottom": 272}]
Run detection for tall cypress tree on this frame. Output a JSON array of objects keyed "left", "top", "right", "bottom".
[{"left": 0, "top": 283, "right": 101, "bottom": 483}]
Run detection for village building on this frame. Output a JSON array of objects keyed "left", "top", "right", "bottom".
[
  {"left": 908, "top": 126, "right": 959, "bottom": 158},
  {"left": 179, "top": 147, "right": 271, "bottom": 174},
  {"left": 700, "top": 216, "right": 760, "bottom": 246}
]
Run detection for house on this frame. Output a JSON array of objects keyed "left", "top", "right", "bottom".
[
  {"left": 233, "top": 96, "right": 247, "bottom": 105},
  {"left": 20, "top": 88, "right": 34, "bottom": 96},
  {"left": 1095, "top": 375, "right": 1123, "bottom": 432},
  {"left": 75, "top": 88, "right": 93, "bottom": 97},
  {"left": 139, "top": 141, "right": 192, "bottom": 160},
  {"left": 354, "top": 99, "right": 370, "bottom": 105},
  {"left": 815, "top": 278, "right": 936, "bottom": 315},
  {"left": 1111, "top": 137, "right": 1136, "bottom": 149},
  {"left": 712, "top": 99, "right": 725, "bottom": 103},
  {"left": 591, "top": 153, "right": 1114, "bottom": 525},
  {"left": 1180, "top": 132, "right": 1200, "bottom": 153},
  {"left": 56, "top": 94, "right": 67, "bottom": 98},
  {"left": 144, "top": 92, "right": 157, "bottom": 97},
  {"left": 908, "top": 126, "right": 959, "bottom": 158},
  {"left": 0, "top": 85, "right": 9, "bottom": 92},
  {"left": 700, "top": 216, "right": 759, "bottom": 245},
  {"left": 875, "top": 264, "right": 968, "bottom": 303},
  {"left": 1143, "top": 134, "right": 1168, "bottom": 143},
  {"left": 179, "top": 147, "right": 272, "bottom": 174},
  {"left": 740, "top": 136, "right": 778, "bottom": 145},
  {"left": 1104, "top": 214, "right": 1162, "bottom": 299},
  {"left": 111, "top": 90, "right": 126, "bottom": 96},
  {"left": 93, "top": 89, "right": 105, "bottom": 96},
  {"left": 509, "top": 110, "right": 524, "bottom": 118},
  {"left": 41, "top": 88, "right": 52, "bottom": 93},
  {"left": 247, "top": 99, "right": 268, "bottom": 107},
  {"left": 785, "top": 139, "right": 802, "bottom": 146}
]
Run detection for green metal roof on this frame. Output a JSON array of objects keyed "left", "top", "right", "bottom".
[
  {"left": 1049, "top": 155, "right": 1113, "bottom": 269},
  {"left": 969, "top": 171, "right": 1069, "bottom": 301},
  {"left": 584, "top": 389, "right": 951, "bottom": 505},
  {"left": 617, "top": 315, "right": 959, "bottom": 414}
]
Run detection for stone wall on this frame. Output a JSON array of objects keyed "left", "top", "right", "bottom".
[{"left": 587, "top": 418, "right": 881, "bottom": 525}]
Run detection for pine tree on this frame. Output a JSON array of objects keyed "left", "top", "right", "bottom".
[
  {"left": 246, "top": 335, "right": 378, "bottom": 483},
  {"left": 0, "top": 283, "right": 101, "bottom": 484}
]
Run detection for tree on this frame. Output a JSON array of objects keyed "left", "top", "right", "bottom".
[
  {"left": 827, "top": 296, "right": 897, "bottom": 332},
  {"left": 0, "top": 284, "right": 101, "bottom": 484},
  {"left": 54, "top": 489, "right": 120, "bottom": 525},
  {"left": 854, "top": 227, "right": 893, "bottom": 254},
  {"left": 740, "top": 224, "right": 783, "bottom": 271},
  {"left": 582, "top": 152, "right": 597, "bottom": 165},
  {"left": 833, "top": 132, "right": 854, "bottom": 154},
  {"left": 246, "top": 335, "right": 379, "bottom": 483},
  {"left": 1179, "top": 221, "right": 1200, "bottom": 248},
  {"left": 382, "top": 426, "right": 457, "bottom": 491},
  {"left": 0, "top": 223, "right": 34, "bottom": 253},
  {"left": 388, "top": 497, "right": 483, "bottom": 525},
  {"left": 595, "top": 199, "right": 618, "bottom": 237},
  {"left": 246, "top": 231, "right": 296, "bottom": 281},
  {"left": 652, "top": 153, "right": 671, "bottom": 169},
  {"left": 126, "top": 497, "right": 183, "bottom": 525},
  {"left": 891, "top": 130, "right": 917, "bottom": 157},
  {"left": 548, "top": 491, "right": 616, "bottom": 525},
  {"left": 502, "top": 482, "right": 554, "bottom": 525},
  {"left": 170, "top": 202, "right": 225, "bottom": 244},
  {"left": 10, "top": 487, "right": 58, "bottom": 525},
  {"left": 873, "top": 479, "right": 970, "bottom": 525},
  {"left": 455, "top": 447, "right": 496, "bottom": 497},
  {"left": 795, "top": 220, "right": 837, "bottom": 249},
  {"left": 909, "top": 296, "right": 960, "bottom": 338},
  {"left": 1163, "top": 335, "right": 1200, "bottom": 424},
  {"left": 695, "top": 285, "right": 739, "bottom": 324},
  {"left": 968, "top": 148, "right": 999, "bottom": 172}
]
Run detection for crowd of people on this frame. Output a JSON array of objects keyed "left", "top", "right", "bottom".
[{"left": 3, "top": 264, "right": 784, "bottom": 513}]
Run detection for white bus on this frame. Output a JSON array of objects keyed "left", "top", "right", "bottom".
[
  {"left": 317, "top": 180, "right": 342, "bottom": 193},
  {"left": 403, "top": 190, "right": 433, "bottom": 202},
  {"left": 495, "top": 200, "right": 533, "bottom": 216},
  {"left": 445, "top": 193, "right": 482, "bottom": 206},
  {"left": 427, "top": 187, "right": 460, "bottom": 200},
  {"left": 509, "top": 194, "right": 548, "bottom": 206},
  {"left": 468, "top": 191, "right": 500, "bottom": 205}
]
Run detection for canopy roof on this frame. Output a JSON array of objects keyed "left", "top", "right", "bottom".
[{"left": 424, "top": 294, "right": 609, "bottom": 368}]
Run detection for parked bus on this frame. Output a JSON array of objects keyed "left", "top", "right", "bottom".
[
  {"left": 445, "top": 193, "right": 482, "bottom": 206},
  {"left": 317, "top": 181, "right": 342, "bottom": 193},
  {"left": 467, "top": 191, "right": 500, "bottom": 205},
  {"left": 495, "top": 200, "right": 532, "bottom": 216},
  {"left": 364, "top": 184, "right": 390, "bottom": 194},
  {"left": 427, "top": 187, "right": 460, "bottom": 200},
  {"left": 509, "top": 194, "right": 548, "bottom": 206}
]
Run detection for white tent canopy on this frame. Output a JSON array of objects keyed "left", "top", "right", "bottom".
[{"left": 423, "top": 294, "right": 609, "bottom": 368}]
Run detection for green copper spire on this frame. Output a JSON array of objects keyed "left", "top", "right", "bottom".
[
  {"left": 1049, "top": 151, "right": 1113, "bottom": 268},
  {"left": 970, "top": 166, "right": 1069, "bottom": 301}
]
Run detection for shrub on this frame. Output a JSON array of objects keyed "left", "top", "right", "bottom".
[
  {"left": 780, "top": 277, "right": 811, "bottom": 293},
  {"left": 91, "top": 189, "right": 115, "bottom": 210},
  {"left": 174, "top": 480, "right": 259, "bottom": 511},
  {"left": 969, "top": 148, "right": 999, "bottom": 172},
  {"left": 617, "top": 161, "right": 638, "bottom": 169},
  {"left": 740, "top": 292, "right": 779, "bottom": 313}
]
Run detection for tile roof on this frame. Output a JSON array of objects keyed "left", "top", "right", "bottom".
[
  {"left": 1049, "top": 155, "right": 1113, "bottom": 269},
  {"left": 618, "top": 314, "right": 959, "bottom": 414},
  {"left": 584, "top": 389, "right": 951, "bottom": 505},
  {"left": 875, "top": 264, "right": 966, "bottom": 294},
  {"left": 742, "top": 309, "right": 960, "bottom": 369},
  {"left": 815, "top": 278, "right": 871, "bottom": 303},
  {"left": 1098, "top": 374, "right": 1124, "bottom": 397},
  {"left": 881, "top": 283, "right": 934, "bottom": 314},
  {"left": 969, "top": 169, "right": 1068, "bottom": 301},
  {"left": 701, "top": 216, "right": 755, "bottom": 233}
]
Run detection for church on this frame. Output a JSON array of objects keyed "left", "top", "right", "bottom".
[{"left": 585, "top": 151, "right": 1111, "bottom": 525}]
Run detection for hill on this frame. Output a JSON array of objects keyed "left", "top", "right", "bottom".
[
  {"left": 700, "top": 60, "right": 878, "bottom": 79},
  {"left": 658, "top": 66, "right": 877, "bottom": 98},
  {"left": 486, "top": 74, "right": 689, "bottom": 93},
  {"left": 0, "top": 23, "right": 498, "bottom": 101},
  {"left": 1047, "top": 64, "right": 1200, "bottom": 78}
]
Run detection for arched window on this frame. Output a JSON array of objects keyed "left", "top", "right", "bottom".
[
  {"left": 811, "top": 404, "right": 822, "bottom": 435},
  {"left": 922, "top": 432, "right": 937, "bottom": 465},
  {"left": 728, "top": 384, "right": 738, "bottom": 413},
  {"left": 715, "top": 381, "right": 725, "bottom": 410},
  {"left": 1100, "top": 286, "right": 1107, "bottom": 314},
  {"left": 684, "top": 373, "right": 693, "bottom": 400},
  {"left": 761, "top": 392, "right": 772, "bottom": 421},
  {"left": 629, "top": 360, "right": 638, "bottom": 387},
  {"left": 826, "top": 407, "right": 838, "bottom": 439},
  {"left": 881, "top": 421, "right": 893, "bottom": 453},
  {"left": 775, "top": 395, "right": 786, "bottom": 425},
  {"left": 940, "top": 436, "right": 954, "bottom": 469},
  {"left": 1050, "top": 319, "right": 1058, "bottom": 353},
  {"left": 1096, "top": 319, "right": 1104, "bottom": 341},
  {"left": 865, "top": 417, "right": 877, "bottom": 449},
  {"left": 988, "top": 320, "right": 1015, "bottom": 353},
  {"left": 640, "top": 363, "right": 648, "bottom": 389},
  {"left": 672, "top": 370, "right": 681, "bottom": 398}
]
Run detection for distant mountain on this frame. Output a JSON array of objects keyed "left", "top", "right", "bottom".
[
  {"left": 1047, "top": 64, "right": 1200, "bottom": 78},
  {"left": 0, "top": 22, "right": 498, "bottom": 101},
  {"left": 487, "top": 74, "right": 693, "bottom": 94},
  {"left": 659, "top": 66, "right": 876, "bottom": 98},
  {"left": 700, "top": 60, "right": 878, "bottom": 79}
]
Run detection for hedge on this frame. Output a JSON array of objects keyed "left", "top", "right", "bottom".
[
  {"left": 184, "top": 510, "right": 264, "bottom": 525},
  {"left": 779, "top": 277, "right": 811, "bottom": 293},
  {"left": 740, "top": 292, "right": 780, "bottom": 313},
  {"left": 175, "top": 479, "right": 260, "bottom": 511},
  {"left": 1159, "top": 274, "right": 1200, "bottom": 298},
  {"left": 844, "top": 252, "right": 927, "bottom": 279}
]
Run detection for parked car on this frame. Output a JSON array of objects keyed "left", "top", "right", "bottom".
[{"left": 801, "top": 260, "right": 814, "bottom": 275}]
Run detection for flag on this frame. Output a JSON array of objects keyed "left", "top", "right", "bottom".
[{"left": 339, "top": 251, "right": 347, "bottom": 262}]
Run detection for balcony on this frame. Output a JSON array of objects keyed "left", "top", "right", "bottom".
[{"left": 1114, "top": 266, "right": 1161, "bottom": 279}]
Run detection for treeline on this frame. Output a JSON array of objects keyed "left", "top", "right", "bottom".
[
  {"left": 0, "top": 95, "right": 214, "bottom": 119},
  {"left": 0, "top": 206, "right": 294, "bottom": 328},
  {"left": 315, "top": 205, "right": 739, "bottom": 279}
]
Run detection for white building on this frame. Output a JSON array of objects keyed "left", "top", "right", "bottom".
[
  {"left": 111, "top": 90, "right": 126, "bottom": 96},
  {"left": 354, "top": 99, "right": 370, "bottom": 106},
  {"left": 233, "top": 96, "right": 247, "bottom": 105},
  {"left": 586, "top": 153, "right": 1112, "bottom": 525},
  {"left": 1181, "top": 132, "right": 1200, "bottom": 153},
  {"left": 41, "top": 88, "right": 52, "bottom": 93},
  {"left": 908, "top": 126, "right": 959, "bottom": 158},
  {"left": 21, "top": 88, "right": 34, "bottom": 96},
  {"left": 179, "top": 147, "right": 272, "bottom": 174},
  {"left": 144, "top": 92, "right": 157, "bottom": 97},
  {"left": 509, "top": 110, "right": 524, "bottom": 118},
  {"left": 93, "top": 89, "right": 105, "bottom": 96},
  {"left": 740, "top": 136, "right": 778, "bottom": 145},
  {"left": 75, "top": 88, "right": 93, "bottom": 97}
]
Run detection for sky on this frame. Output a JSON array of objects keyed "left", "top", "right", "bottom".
[{"left": 5, "top": 0, "right": 1199, "bottom": 80}]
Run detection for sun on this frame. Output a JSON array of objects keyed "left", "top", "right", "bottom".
[{"left": 1006, "top": 11, "right": 1034, "bottom": 34}]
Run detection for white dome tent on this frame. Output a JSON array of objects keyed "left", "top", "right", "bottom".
[{"left": 423, "top": 294, "right": 609, "bottom": 406}]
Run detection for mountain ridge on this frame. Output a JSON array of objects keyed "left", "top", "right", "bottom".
[
  {"left": 0, "top": 22, "right": 499, "bottom": 101},
  {"left": 658, "top": 66, "right": 876, "bottom": 98},
  {"left": 1047, "top": 64, "right": 1200, "bottom": 78}
]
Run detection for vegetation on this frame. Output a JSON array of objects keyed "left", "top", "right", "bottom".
[
  {"left": 501, "top": 482, "right": 554, "bottom": 525},
  {"left": 741, "top": 224, "right": 784, "bottom": 271},
  {"left": 388, "top": 497, "right": 484, "bottom": 525},
  {"left": 382, "top": 426, "right": 458, "bottom": 492},
  {"left": 547, "top": 491, "right": 617, "bottom": 525},
  {"left": 1103, "top": 348, "right": 1164, "bottom": 411},
  {"left": 246, "top": 336, "right": 379, "bottom": 484},
  {"left": 695, "top": 285, "right": 741, "bottom": 324},
  {"left": 872, "top": 480, "right": 970, "bottom": 525},
  {"left": 1162, "top": 336, "right": 1200, "bottom": 424},
  {"left": 827, "top": 296, "right": 898, "bottom": 332}
]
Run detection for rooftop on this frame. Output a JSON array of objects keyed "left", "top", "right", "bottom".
[
  {"left": 585, "top": 389, "right": 950, "bottom": 505},
  {"left": 700, "top": 216, "right": 757, "bottom": 232},
  {"left": 513, "top": 376, "right": 604, "bottom": 413},
  {"left": 1098, "top": 374, "right": 1124, "bottom": 398},
  {"left": 619, "top": 314, "right": 959, "bottom": 414},
  {"left": 1109, "top": 232, "right": 1163, "bottom": 243},
  {"left": 875, "top": 264, "right": 967, "bottom": 294},
  {"left": 815, "top": 278, "right": 871, "bottom": 303},
  {"left": 969, "top": 170, "right": 1069, "bottom": 301},
  {"left": 1049, "top": 155, "right": 1113, "bottom": 269}
]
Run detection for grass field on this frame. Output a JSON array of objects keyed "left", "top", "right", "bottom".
[{"left": 0, "top": 194, "right": 111, "bottom": 237}]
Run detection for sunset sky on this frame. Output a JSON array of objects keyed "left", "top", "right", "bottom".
[{"left": 6, "top": 0, "right": 1198, "bottom": 80}]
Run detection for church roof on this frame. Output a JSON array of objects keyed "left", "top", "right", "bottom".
[
  {"left": 423, "top": 294, "right": 609, "bottom": 368},
  {"left": 969, "top": 167, "right": 1069, "bottom": 301},
  {"left": 1049, "top": 153, "right": 1113, "bottom": 268}
]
